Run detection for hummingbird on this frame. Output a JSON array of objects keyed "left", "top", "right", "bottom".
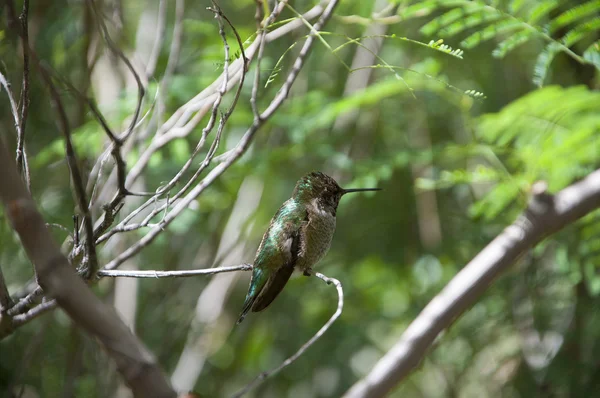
[{"left": 237, "top": 171, "right": 380, "bottom": 324}]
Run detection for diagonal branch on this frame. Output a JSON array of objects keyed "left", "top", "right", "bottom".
[
  {"left": 0, "top": 135, "right": 176, "bottom": 397},
  {"left": 0, "top": 265, "right": 12, "bottom": 312},
  {"left": 16, "top": 0, "right": 31, "bottom": 190},
  {"left": 343, "top": 174, "right": 600, "bottom": 398},
  {"left": 38, "top": 66, "right": 98, "bottom": 278}
]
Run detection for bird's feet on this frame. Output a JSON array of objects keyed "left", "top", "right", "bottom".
[{"left": 303, "top": 268, "right": 313, "bottom": 277}]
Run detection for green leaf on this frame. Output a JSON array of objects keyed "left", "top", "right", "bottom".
[
  {"left": 439, "top": 12, "right": 505, "bottom": 38},
  {"left": 561, "top": 17, "right": 600, "bottom": 47},
  {"left": 402, "top": 0, "right": 473, "bottom": 19},
  {"left": 550, "top": 0, "right": 600, "bottom": 34},
  {"left": 461, "top": 20, "right": 524, "bottom": 49},
  {"left": 532, "top": 42, "right": 562, "bottom": 87},
  {"left": 527, "top": 0, "right": 560, "bottom": 25},
  {"left": 583, "top": 40, "right": 600, "bottom": 69},
  {"left": 493, "top": 29, "right": 537, "bottom": 57},
  {"left": 420, "top": 4, "right": 486, "bottom": 36}
]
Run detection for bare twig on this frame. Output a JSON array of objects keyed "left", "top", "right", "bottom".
[
  {"left": 343, "top": 175, "right": 600, "bottom": 398},
  {"left": 0, "top": 265, "right": 12, "bottom": 312},
  {"left": 261, "top": 0, "right": 340, "bottom": 120},
  {"left": 124, "top": 0, "right": 330, "bottom": 188},
  {"left": 7, "top": 286, "right": 43, "bottom": 316},
  {"left": 16, "top": 0, "right": 31, "bottom": 190},
  {"left": 0, "top": 71, "right": 23, "bottom": 140},
  {"left": 85, "top": 0, "right": 147, "bottom": 243},
  {"left": 92, "top": 263, "right": 344, "bottom": 397},
  {"left": 144, "top": 0, "right": 167, "bottom": 77},
  {"left": 97, "top": 264, "right": 252, "bottom": 278},
  {"left": 95, "top": 2, "right": 250, "bottom": 245},
  {"left": 250, "top": 0, "right": 283, "bottom": 120},
  {"left": 38, "top": 65, "right": 98, "bottom": 278},
  {"left": 89, "top": 0, "right": 145, "bottom": 141},
  {"left": 11, "top": 299, "right": 57, "bottom": 327},
  {"left": 254, "top": 0, "right": 264, "bottom": 29},
  {"left": 233, "top": 272, "right": 344, "bottom": 398}
]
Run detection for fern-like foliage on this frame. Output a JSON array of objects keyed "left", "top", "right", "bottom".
[
  {"left": 402, "top": 0, "right": 600, "bottom": 86},
  {"left": 418, "top": 86, "right": 600, "bottom": 220}
]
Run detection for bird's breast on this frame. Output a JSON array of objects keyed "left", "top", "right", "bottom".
[{"left": 298, "top": 207, "right": 336, "bottom": 271}]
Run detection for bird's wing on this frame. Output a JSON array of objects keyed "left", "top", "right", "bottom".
[
  {"left": 250, "top": 226, "right": 301, "bottom": 312},
  {"left": 237, "top": 202, "right": 307, "bottom": 322},
  {"left": 236, "top": 202, "right": 307, "bottom": 323}
]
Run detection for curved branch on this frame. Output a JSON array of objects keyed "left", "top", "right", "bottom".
[
  {"left": 232, "top": 272, "right": 344, "bottom": 398},
  {"left": 343, "top": 173, "right": 600, "bottom": 398}
]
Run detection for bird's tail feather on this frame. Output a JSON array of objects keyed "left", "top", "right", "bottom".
[
  {"left": 237, "top": 267, "right": 266, "bottom": 324},
  {"left": 237, "top": 293, "right": 256, "bottom": 324},
  {"left": 250, "top": 265, "right": 293, "bottom": 312}
]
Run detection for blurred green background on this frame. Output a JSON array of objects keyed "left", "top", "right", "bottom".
[{"left": 1, "top": 0, "right": 599, "bottom": 397}]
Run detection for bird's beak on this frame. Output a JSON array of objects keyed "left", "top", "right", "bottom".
[{"left": 341, "top": 187, "right": 381, "bottom": 195}]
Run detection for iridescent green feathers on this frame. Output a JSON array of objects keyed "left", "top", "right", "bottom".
[{"left": 236, "top": 199, "right": 306, "bottom": 324}]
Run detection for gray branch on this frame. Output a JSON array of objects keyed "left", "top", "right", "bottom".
[
  {"left": 233, "top": 272, "right": 344, "bottom": 397},
  {"left": 98, "top": 264, "right": 252, "bottom": 278},
  {"left": 344, "top": 174, "right": 600, "bottom": 398},
  {"left": 0, "top": 136, "right": 176, "bottom": 397}
]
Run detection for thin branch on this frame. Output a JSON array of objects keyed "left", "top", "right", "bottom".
[
  {"left": 95, "top": 3, "right": 248, "bottom": 245},
  {"left": 95, "top": 264, "right": 344, "bottom": 397},
  {"left": 250, "top": 0, "right": 282, "bottom": 120},
  {"left": 38, "top": 65, "right": 98, "bottom": 278},
  {"left": 144, "top": 0, "right": 167, "bottom": 78},
  {"left": 343, "top": 175, "right": 600, "bottom": 398},
  {"left": 0, "top": 265, "right": 12, "bottom": 312},
  {"left": 16, "top": 0, "right": 31, "bottom": 190},
  {"left": 97, "top": 264, "right": 252, "bottom": 278},
  {"left": 89, "top": 0, "right": 145, "bottom": 141},
  {"left": 0, "top": 70, "right": 23, "bottom": 141},
  {"left": 260, "top": 0, "right": 340, "bottom": 120},
  {"left": 7, "top": 286, "right": 43, "bottom": 316},
  {"left": 124, "top": 0, "right": 329, "bottom": 189},
  {"left": 233, "top": 272, "right": 344, "bottom": 398},
  {"left": 11, "top": 299, "right": 57, "bottom": 327},
  {"left": 85, "top": 0, "right": 148, "bottom": 243}
]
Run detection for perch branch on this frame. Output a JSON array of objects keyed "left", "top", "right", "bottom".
[
  {"left": 343, "top": 174, "right": 600, "bottom": 398},
  {"left": 93, "top": 265, "right": 345, "bottom": 398},
  {"left": 232, "top": 272, "right": 344, "bottom": 398},
  {"left": 97, "top": 264, "right": 252, "bottom": 278}
]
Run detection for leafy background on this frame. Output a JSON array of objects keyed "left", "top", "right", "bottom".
[{"left": 0, "top": 0, "right": 599, "bottom": 397}]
